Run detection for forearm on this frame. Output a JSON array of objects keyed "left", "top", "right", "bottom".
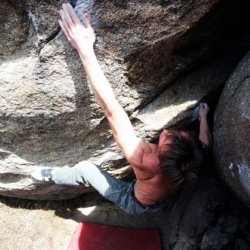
[
  {"left": 78, "top": 49, "right": 138, "bottom": 152},
  {"left": 199, "top": 117, "right": 212, "bottom": 147},
  {"left": 79, "top": 49, "right": 119, "bottom": 115}
]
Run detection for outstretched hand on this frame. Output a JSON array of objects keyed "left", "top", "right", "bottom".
[{"left": 59, "top": 3, "right": 95, "bottom": 58}]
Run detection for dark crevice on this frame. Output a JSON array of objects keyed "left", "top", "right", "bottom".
[
  {"left": 40, "top": 26, "right": 61, "bottom": 46},
  {"left": 186, "top": 84, "right": 225, "bottom": 132},
  {"left": 37, "top": 0, "right": 78, "bottom": 54}
]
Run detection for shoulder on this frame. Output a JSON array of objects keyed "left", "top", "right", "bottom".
[{"left": 129, "top": 141, "right": 159, "bottom": 171}]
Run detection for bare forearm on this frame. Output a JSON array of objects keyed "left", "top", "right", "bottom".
[
  {"left": 79, "top": 50, "right": 118, "bottom": 113},
  {"left": 78, "top": 49, "right": 137, "bottom": 150},
  {"left": 199, "top": 117, "right": 212, "bottom": 147}
]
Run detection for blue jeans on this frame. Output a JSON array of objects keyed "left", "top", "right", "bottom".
[{"left": 53, "top": 161, "right": 167, "bottom": 215}]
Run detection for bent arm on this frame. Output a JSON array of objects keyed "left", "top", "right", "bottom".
[
  {"left": 198, "top": 103, "right": 212, "bottom": 148},
  {"left": 59, "top": 4, "right": 142, "bottom": 165}
]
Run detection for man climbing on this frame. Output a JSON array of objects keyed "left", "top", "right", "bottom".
[{"left": 32, "top": 3, "right": 211, "bottom": 215}]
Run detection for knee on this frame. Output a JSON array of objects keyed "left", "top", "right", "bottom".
[{"left": 74, "top": 161, "right": 96, "bottom": 173}]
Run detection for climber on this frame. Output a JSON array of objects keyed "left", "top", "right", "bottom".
[{"left": 32, "top": 3, "right": 211, "bottom": 215}]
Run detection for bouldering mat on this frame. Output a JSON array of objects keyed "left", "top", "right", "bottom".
[{"left": 68, "top": 222, "right": 162, "bottom": 250}]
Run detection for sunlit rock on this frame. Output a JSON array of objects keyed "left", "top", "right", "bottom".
[
  {"left": 0, "top": 0, "right": 245, "bottom": 199},
  {"left": 214, "top": 50, "right": 250, "bottom": 206}
]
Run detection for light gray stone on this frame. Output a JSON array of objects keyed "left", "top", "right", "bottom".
[
  {"left": 214, "top": 50, "right": 250, "bottom": 206},
  {"left": 0, "top": 0, "right": 239, "bottom": 199}
]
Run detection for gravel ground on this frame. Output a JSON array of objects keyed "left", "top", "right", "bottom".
[{"left": 0, "top": 193, "right": 172, "bottom": 250}]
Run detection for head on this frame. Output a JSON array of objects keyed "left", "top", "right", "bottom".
[{"left": 158, "top": 129, "right": 204, "bottom": 190}]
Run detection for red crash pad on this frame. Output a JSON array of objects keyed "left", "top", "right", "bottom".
[{"left": 68, "top": 222, "right": 162, "bottom": 250}]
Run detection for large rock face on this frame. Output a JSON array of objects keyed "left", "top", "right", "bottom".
[
  {"left": 0, "top": 0, "right": 248, "bottom": 199},
  {"left": 214, "top": 50, "right": 250, "bottom": 206}
]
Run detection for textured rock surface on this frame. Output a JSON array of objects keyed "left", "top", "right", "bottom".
[
  {"left": 0, "top": 1, "right": 250, "bottom": 249},
  {"left": 1, "top": 0, "right": 235, "bottom": 199},
  {"left": 0, "top": 0, "right": 29, "bottom": 56},
  {"left": 166, "top": 176, "right": 250, "bottom": 250},
  {"left": 214, "top": 50, "right": 250, "bottom": 206}
]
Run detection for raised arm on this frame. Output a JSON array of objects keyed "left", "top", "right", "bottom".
[
  {"left": 59, "top": 4, "right": 142, "bottom": 165},
  {"left": 198, "top": 103, "right": 212, "bottom": 148}
]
